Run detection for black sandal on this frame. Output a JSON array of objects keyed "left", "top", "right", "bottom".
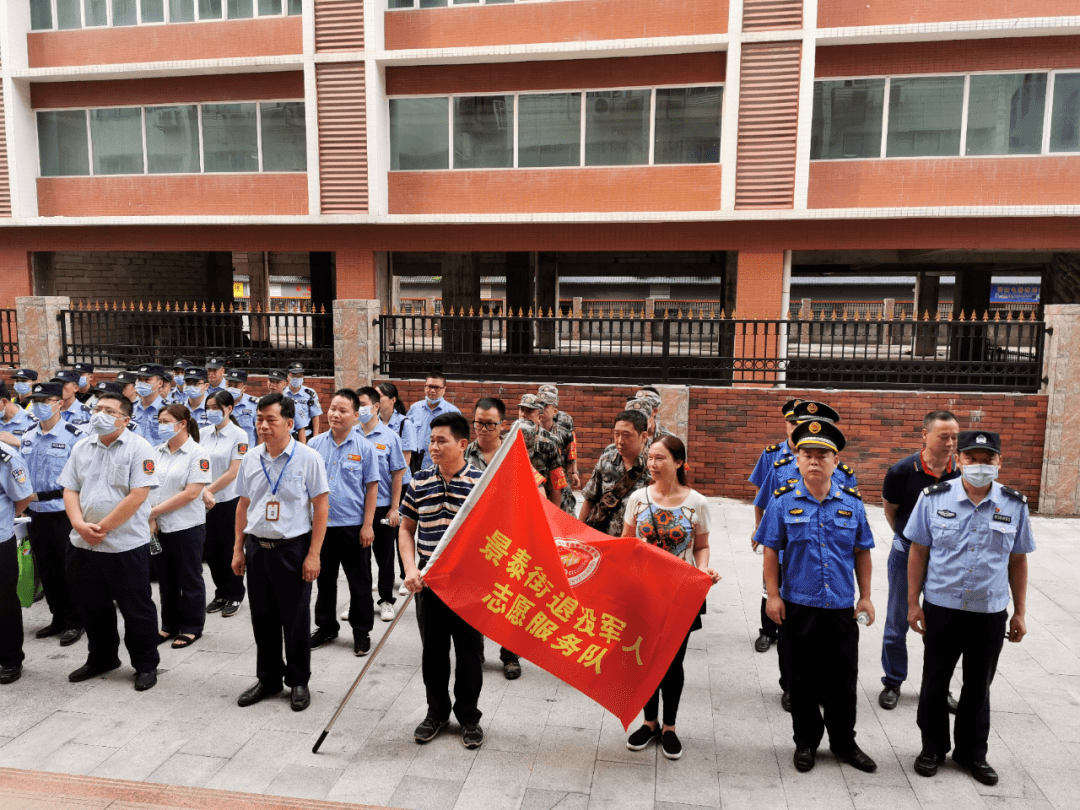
[
  {"left": 158, "top": 631, "right": 178, "bottom": 646},
  {"left": 171, "top": 633, "right": 201, "bottom": 649}
]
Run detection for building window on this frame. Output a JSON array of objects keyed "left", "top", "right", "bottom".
[
  {"left": 146, "top": 105, "right": 201, "bottom": 173},
  {"left": 390, "top": 97, "right": 450, "bottom": 170},
  {"left": 202, "top": 103, "right": 258, "bottom": 172},
  {"left": 141, "top": 0, "right": 165, "bottom": 22},
  {"left": 966, "top": 73, "right": 1046, "bottom": 156},
  {"left": 585, "top": 90, "right": 650, "bottom": 166},
  {"left": 30, "top": 0, "right": 54, "bottom": 29},
  {"left": 112, "top": 0, "right": 138, "bottom": 25},
  {"left": 38, "top": 110, "right": 91, "bottom": 177},
  {"left": 810, "top": 79, "right": 884, "bottom": 160},
  {"left": 454, "top": 95, "right": 513, "bottom": 169},
  {"left": 260, "top": 101, "right": 308, "bottom": 171},
  {"left": 518, "top": 92, "right": 581, "bottom": 168},
  {"left": 389, "top": 0, "right": 551, "bottom": 7},
  {"left": 886, "top": 76, "right": 965, "bottom": 157},
  {"left": 654, "top": 86, "right": 722, "bottom": 165},
  {"left": 29, "top": 0, "right": 299, "bottom": 29},
  {"left": 1050, "top": 73, "right": 1080, "bottom": 153},
  {"left": 90, "top": 107, "right": 144, "bottom": 174}
]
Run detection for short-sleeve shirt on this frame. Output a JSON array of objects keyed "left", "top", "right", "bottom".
[
  {"left": 758, "top": 478, "right": 875, "bottom": 609},
  {"left": 238, "top": 438, "right": 329, "bottom": 540},
  {"left": 57, "top": 431, "right": 159, "bottom": 553},
  {"left": 406, "top": 398, "right": 461, "bottom": 466},
  {"left": 285, "top": 385, "right": 322, "bottom": 431},
  {"left": 907, "top": 477, "right": 1036, "bottom": 614},
  {"left": 199, "top": 420, "right": 249, "bottom": 503},
  {"left": 150, "top": 436, "right": 212, "bottom": 533},
  {"left": 308, "top": 429, "right": 380, "bottom": 527},
  {"left": 232, "top": 393, "right": 259, "bottom": 447},
  {"left": 387, "top": 411, "right": 418, "bottom": 486},
  {"left": 400, "top": 463, "right": 483, "bottom": 560},
  {"left": 0, "top": 446, "right": 34, "bottom": 538},
  {"left": 581, "top": 444, "right": 650, "bottom": 536},
  {"left": 1, "top": 408, "right": 38, "bottom": 441},
  {"left": 750, "top": 438, "right": 792, "bottom": 490},
  {"left": 624, "top": 487, "right": 711, "bottom": 565},
  {"left": 61, "top": 399, "right": 92, "bottom": 427},
  {"left": 21, "top": 419, "right": 86, "bottom": 514},
  {"left": 358, "top": 422, "right": 407, "bottom": 508},
  {"left": 882, "top": 451, "right": 960, "bottom": 550},
  {"left": 132, "top": 397, "right": 166, "bottom": 446},
  {"left": 753, "top": 451, "right": 859, "bottom": 511}
]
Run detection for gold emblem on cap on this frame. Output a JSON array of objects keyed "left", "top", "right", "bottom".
[
  {"left": 807, "top": 403, "right": 818, "bottom": 414},
  {"left": 808, "top": 421, "right": 822, "bottom": 434}
]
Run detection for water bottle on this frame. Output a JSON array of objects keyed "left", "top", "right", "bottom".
[
  {"left": 149, "top": 533, "right": 163, "bottom": 556},
  {"left": 855, "top": 611, "right": 870, "bottom": 626}
]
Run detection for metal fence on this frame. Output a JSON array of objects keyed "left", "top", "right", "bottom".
[
  {"left": 0, "top": 309, "right": 17, "bottom": 366},
  {"left": 59, "top": 302, "right": 334, "bottom": 374},
  {"left": 377, "top": 310, "right": 1046, "bottom": 391}
]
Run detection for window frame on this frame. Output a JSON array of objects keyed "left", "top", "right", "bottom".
[{"left": 29, "top": 0, "right": 299, "bottom": 31}]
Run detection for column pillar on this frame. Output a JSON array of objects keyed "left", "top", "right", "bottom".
[
  {"left": 333, "top": 299, "right": 382, "bottom": 390},
  {"left": 732, "top": 251, "right": 785, "bottom": 384},
  {"left": 505, "top": 252, "right": 534, "bottom": 355},
  {"left": 0, "top": 250, "right": 32, "bottom": 310},
  {"left": 16, "top": 296, "right": 69, "bottom": 376},
  {"left": 440, "top": 253, "right": 481, "bottom": 367},
  {"left": 1040, "top": 304, "right": 1080, "bottom": 516},
  {"left": 913, "top": 272, "right": 941, "bottom": 356},
  {"left": 536, "top": 252, "right": 559, "bottom": 349}
]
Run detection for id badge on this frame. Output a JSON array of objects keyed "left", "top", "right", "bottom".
[{"left": 266, "top": 500, "right": 280, "bottom": 522}]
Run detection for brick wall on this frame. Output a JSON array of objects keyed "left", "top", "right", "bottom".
[{"left": 53, "top": 252, "right": 216, "bottom": 305}]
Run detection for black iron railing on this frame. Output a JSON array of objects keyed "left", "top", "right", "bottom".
[
  {"left": 377, "top": 310, "right": 1046, "bottom": 391},
  {"left": 0, "top": 309, "right": 17, "bottom": 366},
  {"left": 59, "top": 302, "right": 334, "bottom": 374}
]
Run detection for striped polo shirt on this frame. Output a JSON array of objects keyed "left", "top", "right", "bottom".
[{"left": 400, "top": 462, "right": 483, "bottom": 559}]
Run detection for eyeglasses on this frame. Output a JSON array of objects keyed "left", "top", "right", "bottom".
[
  {"left": 473, "top": 420, "right": 503, "bottom": 432},
  {"left": 424, "top": 383, "right": 445, "bottom": 391},
  {"left": 92, "top": 407, "right": 124, "bottom": 418}
]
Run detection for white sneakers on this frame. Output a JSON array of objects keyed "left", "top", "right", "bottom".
[
  {"left": 380, "top": 602, "right": 395, "bottom": 622},
  {"left": 399, "top": 583, "right": 409, "bottom": 596}
]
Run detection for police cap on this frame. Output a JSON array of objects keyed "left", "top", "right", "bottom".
[
  {"left": 267, "top": 369, "right": 288, "bottom": 382},
  {"left": 184, "top": 367, "right": 209, "bottom": 382},
  {"left": 172, "top": 358, "right": 193, "bottom": 371},
  {"left": 52, "top": 370, "right": 81, "bottom": 385},
  {"left": 958, "top": 430, "right": 1001, "bottom": 455},
  {"left": 226, "top": 368, "right": 248, "bottom": 383},
  {"left": 115, "top": 371, "right": 139, "bottom": 385},
  {"left": 137, "top": 363, "right": 165, "bottom": 379},
  {"left": 94, "top": 381, "right": 125, "bottom": 396},
  {"left": 782, "top": 398, "right": 802, "bottom": 420},
  {"left": 792, "top": 419, "right": 846, "bottom": 453},
  {"left": 792, "top": 400, "right": 841, "bottom": 424},
  {"left": 205, "top": 356, "right": 225, "bottom": 370},
  {"left": 29, "top": 382, "right": 63, "bottom": 400},
  {"left": 286, "top": 362, "right": 305, "bottom": 375},
  {"left": 73, "top": 362, "right": 95, "bottom": 374},
  {"left": 13, "top": 369, "right": 38, "bottom": 381}
]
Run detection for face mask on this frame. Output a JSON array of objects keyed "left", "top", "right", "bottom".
[
  {"left": 426, "top": 395, "right": 442, "bottom": 406},
  {"left": 78, "top": 376, "right": 88, "bottom": 388},
  {"left": 31, "top": 401, "right": 55, "bottom": 421},
  {"left": 358, "top": 406, "right": 373, "bottom": 423},
  {"left": 159, "top": 421, "right": 183, "bottom": 435},
  {"left": 206, "top": 410, "right": 224, "bottom": 426},
  {"left": 135, "top": 382, "right": 154, "bottom": 398},
  {"left": 173, "top": 374, "right": 184, "bottom": 386},
  {"left": 961, "top": 464, "right": 999, "bottom": 488},
  {"left": 289, "top": 377, "right": 303, "bottom": 389},
  {"left": 90, "top": 411, "right": 119, "bottom": 436},
  {"left": 184, "top": 385, "right": 203, "bottom": 401},
  {"left": 226, "top": 387, "right": 243, "bottom": 400},
  {"left": 14, "top": 382, "right": 30, "bottom": 396}
]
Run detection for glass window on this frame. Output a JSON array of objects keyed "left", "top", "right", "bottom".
[
  {"left": 84, "top": 0, "right": 108, "bottom": 25},
  {"left": 518, "top": 92, "right": 581, "bottom": 168},
  {"left": 486, "top": 0, "right": 514, "bottom": 4},
  {"left": 112, "top": 0, "right": 138, "bottom": 24},
  {"left": 454, "top": 95, "right": 513, "bottom": 169},
  {"left": 585, "top": 89, "right": 650, "bottom": 166},
  {"left": 390, "top": 97, "right": 449, "bottom": 170},
  {"left": 966, "top": 73, "right": 1046, "bottom": 156},
  {"left": 419, "top": 0, "right": 448, "bottom": 6},
  {"left": 90, "top": 108, "right": 144, "bottom": 175},
  {"left": 453, "top": 0, "right": 480, "bottom": 4},
  {"left": 228, "top": 0, "right": 254, "bottom": 17},
  {"left": 388, "top": 0, "right": 414, "bottom": 6},
  {"left": 57, "top": 0, "right": 82, "bottom": 29},
  {"left": 199, "top": 0, "right": 223, "bottom": 18},
  {"left": 287, "top": 0, "right": 301, "bottom": 12},
  {"left": 170, "top": 0, "right": 195, "bottom": 21},
  {"left": 1050, "top": 73, "right": 1080, "bottom": 153},
  {"left": 146, "top": 105, "right": 200, "bottom": 173},
  {"left": 654, "top": 86, "right": 722, "bottom": 164},
  {"left": 202, "top": 103, "right": 258, "bottom": 172},
  {"left": 30, "top": 0, "right": 54, "bottom": 30},
  {"left": 38, "top": 111, "right": 90, "bottom": 177},
  {"left": 142, "top": 0, "right": 165, "bottom": 22},
  {"left": 258, "top": 0, "right": 281, "bottom": 13},
  {"left": 886, "top": 76, "right": 964, "bottom": 157},
  {"left": 810, "top": 79, "right": 885, "bottom": 160},
  {"left": 261, "top": 102, "right": 307, "bottom": 171}
]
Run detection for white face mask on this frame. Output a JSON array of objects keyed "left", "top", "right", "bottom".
[
  {"left": 289, "top": 376, "right": 304, "bottom": 389},
  {"left": 31, "top": 401, "right": 56, "bottom": 421},
  {"left": 358, "top": 406, "right": 374, "bottom": 423},
  {"left": 14, "top": 382, "right": 31, "bottom": 396},
  {"left": 961, "top": 464, "right": 999, "bottom": 488},
  {"left": 135, "top": 382, "right": 154, "bottom": 398},
  {"left": 90, "top": 411, "right": 120, "bottom": 435},
  {"left": 426, "top": 395, "right": 442, "bottom": 406},
  {"left": 226, "top": 387, "right": 243, "bottom": 400}
]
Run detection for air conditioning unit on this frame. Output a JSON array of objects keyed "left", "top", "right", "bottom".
[{"left": 153, "top": 109, "right": 181, "bottom": 130}]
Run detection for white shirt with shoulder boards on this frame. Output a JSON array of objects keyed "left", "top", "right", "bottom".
[
  {"left": 57, "top": 430, "right": 159, "bottom": 553},
  {"left": 237, "top": 438, "right": 329, "bottom": 540},
  {"left": 199, "top": 420, "right": 249, "bottom": 502},
  {"left": 623, "top": 488, "right": 711, "bottom": 565},
  {"left": 150, "top": 436, "right": 213, "bottom": 533}
]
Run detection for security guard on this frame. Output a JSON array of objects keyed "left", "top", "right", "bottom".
[
  {"left": 759, "top": 419, "right": 877, "bottom": 774},
  {"left": 54, "top": 370, "right": 92, "bottom": 428},
  {"left": 12, "top": 369, "right": 39, "bottom": 407},
  {"left": 906, "top": 430, "right": 1035, "bottom": 786},
  {"left": 133, "top": 364, "right": 168, "bottom": 447},
  {"left": 224, "top": 369, "right": 259, "bottom": 447},
  {"left": 58, "top": 390, "right": 161, "bottom": 691},
  {"left": 168, "top": 359, "right": 193, "bottom": 405},
  {"left": 0, "top": 440, "right": 34, "bottom": 684},
  {"left": 406, "top": 372, "right": 460, "bottom": 468},
  {"left": 1, "top": 381, "right": 38, "bottom": 449},
  {"left": 180, "top": 367, "right": 212, "bottom": 431},
  {"left": 205, "top": 356, "right": 227, "bottom": 395},
  {"left": 72, "top": 362, "right": 97, "bottom": 406},
  {"left": 232, "top": 393, "right": 329, "bottom": 712},
  {"left": 20, "top": 382, "right": 86, "bottom": 647},
  {"left": 284, "top": 362, "right": 322, "bottom": 442}
]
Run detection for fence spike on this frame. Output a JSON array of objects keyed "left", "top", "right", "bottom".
[
  {"left": 982, "top": 310, "right": 990, "bottom": 322},
  {"left": 994, "top": 310, "right": 1001, "bottom": 321},
  {"left": 877, "top": 307, "right": 885, "bottom": 321},
  {"left": 1005, "top": 309, "right": 1014, "bottom": 322},
  {"left": 254, "top": 302, "right": 261, "bottom": 314},
  {"left": 468, "top": 306, "right": 475, "bottom": 317},
  {"left": 719, "top": 309, "right": 726, "bottom": 320},
  {"left": 547, "top": 307, "right": 554, "bottom": 318},
  {"left": 527, "top": 307, "right": 534, "bottom": 318}
]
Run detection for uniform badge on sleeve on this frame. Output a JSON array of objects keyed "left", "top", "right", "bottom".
[
  {"left": 238, "top": 444, "right": 248, "bottom": 455},
  {"left": 936, "top": 509, "right": 956, "bottom": 519},
  {"left": 199, "top": 459, "right": 210, "bottom": 472},
  {"left": 143, "top": 460, "right": 155, "bottom": 475},
  {"left": 13, "top": 468, "right": 26, "bottom": 484}
]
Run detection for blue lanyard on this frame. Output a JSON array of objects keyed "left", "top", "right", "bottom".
[{"left": 260, "top": 448, "right": 294, "bottom": 497}]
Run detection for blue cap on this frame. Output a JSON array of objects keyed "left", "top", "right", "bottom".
[
  {"left": 184, "top": 367, "right": 209, "bottom": 382},
  {"left": 52, "top": 370, "right": 81, "bottom": 385},
  {"left": 73, "top": 362, "right": 94, "bottom": 374},
  {"left": 226, "top": 368, "right": 248, "bottom": 383},
  {"left": 137, "top": 363, "right": 165, "bottom": 378},
  {"left": 29, "top": 382, "right": 63, "bottom": 400},
  {"left": 13, "top": 369, "right": 38, "bottom": 381},
  {"left": 94, "top": 381, "right": 125, "bottom": 396},
  {"left": 958, "top": 431, "right": 1001, "bottom": 455}
]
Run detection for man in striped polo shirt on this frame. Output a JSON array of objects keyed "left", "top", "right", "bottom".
[{"left": 399, "top": 412, "right": 486, "bottom": 749}]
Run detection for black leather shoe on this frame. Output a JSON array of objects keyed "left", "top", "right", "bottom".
[
  {"left": 754, "top": 633, "right": 775, "bottom": 653},
  {"left": 68, "top": 659, "right": 121, "bottom": 682},
  {"left": 237, "top": 681, "right": 283, "bottom": 707},
  {"left": 310, "top": 628, "right": 338, "bottom": 649},
  {"left": 205, "top": 597, "right": 228, "bottom": 614},
  {"left": 0, "top": 663, "right": 22, "bottom": 684},
  {"left": 290, "top": 684, "right": 311, "bottom": 711},
  {"left": 914, "top": 750, "right": 943, "bottom": 777},
  {"left": 794, "top": 747, "right": 816, "bottom": 772},
  {"left": 60, "top": 628, "right": 84, "bottom": 647},
  {"left": 879, "top": 686, "right": 900, "bottom": 710},
  {"left": 781, "top": 691, "right": 792, "bottom": 712},
  {"left": 947, "top": 691, "right": 959, "bottom": 714},
  {"left": 832, "top": 743, "right": 877, "bottom": 772},
  {"left": 353, "top": 635, "right": 371, "bottom": 657},
  {"left": 953, "top": 755, "right": 998, "bottom": 785},
  {"left": 134, "top": 670, "right": 157, "bottom": 691},
  {"left": 35, "top": 622, "right": 64, "bottom": 639}
]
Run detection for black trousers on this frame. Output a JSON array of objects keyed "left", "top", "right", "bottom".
[
  {"left": 27, "top": 511, "right": 82, "bottom": 630},
  {"left": 246, "top": 533, "right": 312, "bottom": 688},
  {"left": 314, "top": 525, "right": 372, "bottom": 636},
  {"left": 416, "top": 587, "right": 483, "bottom": 725},
  {"left": 644, "top": 629, "right": 692, "bottom": 727},
  {"left": 0, "top": 538, "right": 24, "bottom": 668},
  {"left": 157, "top": 525, "right": 206, "bottom": 636},
  {"left": 205, "top": 498, "right": 245, "bottom": 602},
  {"left": 780, "top": 601, "right": 859, "bottom": 752},
  {"left": 371, "top": 505, "right": 397, "bottom": 606},
  {"left": 70, "top": 545, "right": 160, "bottom": 674},
  {"left": 760, "top": 566, "right": 788, "bottom": 691},
  {"left": 918, "top": 601, "right": 1007, "bottom": 762}
]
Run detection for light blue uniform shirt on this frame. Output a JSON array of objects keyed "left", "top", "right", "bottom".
[
  {"left": 907, "top": 477, "right": 1036, "bottom": 614},
  {"left": 150, "top": 436, "right": 212, "bottom": 533},
  {"left": 387, "top": 411, "right": 417, "bottom": 487},
  {"left": 0, "top": 446, "right": 34, "bottom": 539},
  {"left": 232, "top": 393, "right": 259, "bottom": 446},
  {"left": 21, "top": 418, "right": 86, "bottom": 513},
  {"left": 406, "top": 398, "right": 461, "bottom": 467},
  {"left": 61, "top": 399, "right": 91, "bottom": 427},
  {"left": 357, "top": 421, "right": 407, "bottom": 508},
  {"left": 2, "top": 407, "right": 38, "bottom": 441},
  {"left": 237, "top": 438, "right": 329, "bottom": 540},
  {"left": 309, "top": 428, "right": 381, "bottom": 526},
  {"left": 285, "top": 385, "right": 322, "bottom": 432},
  {"left": 57, "top": 431, "right": 159, "bottom": 553},
  {"left": 133, "top": 396, "right": 166, "bottom": 446}
]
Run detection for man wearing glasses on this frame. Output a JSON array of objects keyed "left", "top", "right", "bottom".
[
  {"left": 406, "top": 373, "right": 459, "bottom": 471},
  {"left": 465, "top": 398, "right": 506, "bottom": 470}
]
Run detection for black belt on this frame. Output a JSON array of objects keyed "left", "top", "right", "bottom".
[{"left": 249, "top": 533, "right": 308, "bottom": 550}]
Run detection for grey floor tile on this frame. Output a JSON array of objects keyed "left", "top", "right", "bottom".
[
  {"left": 389, "top": 775, "right": 465, "bottom": 810},
  {"left": 529, "top": 725, "right": 600, "bottom": 794},
  {"left": 718, "top": 771, "right": 788, "bottom": 810},
  {"left": 265, "top": 762, "right": 343, "bottom": 800},
  {"left": 655, "top": 737, "right": 719, "bottom": 806},
  {"left": 848, "top": 784, "right": 923, "bottom": 810},
  {"left": 90, "top": 719, "right": 203, "bottom": 781},
  {"left": 326, "top": 738, "right": 419, "bottom": 807},
  {"left": 203, "top": 728, "right": 306, "bottom": 794},
  {"left": 36, "top": 742, "right": 115, "bottom": 775},
  {"left": 407, "top": 732, "right": 481, "bottom": 782},
  {"left": 0, "top": 710, "right": 94, "bottom": 769},
  {"left": 484, "top": 695, "right": 553, "bottom": 756},
  {"left": 453, "top": 748, "right": 533, "bottom": 810},
  {"left": 587, "top": 760, "right": 654, "bottom": 810},
  {"left": 521, "top": 789, "right": 589, "bottom": 810},
  {"left": 655, "top": 803, "right": 717, "bottom": 810},
  {"left": 145, "top": 752, "right": 229, "bottom": 787}
]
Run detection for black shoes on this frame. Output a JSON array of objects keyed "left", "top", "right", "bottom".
[
  {"left": 781, "top": 691, "right": 792, "bottom": 712},
  {"left": 914, "top": 750, "right": 943, "bottom": 777},
  {"left": 503, "top": 661, "right": 522, "bottom": 680},
  {"left": 310, "top": 628, "right": 338, "bottom": 649},
  {"left": 221, "top": 601, "right": 242, "bottom": 618},
  {"left": 134, "top": 670, "right": 157, "bottom": 691},
  {"left": 354, "top": 635, "right": 371, "bottom": 657},
  {"left": 68, "top": 659, "right": 121, "bottom": 682},
  {"left": 831, "top": 743, "right": 877, "bottom": 773},
  {"left": 947, "top": 691, "right": 959, "bottom": 714},
  {"left": 461, "top": 723, "right": 484, "bottom": 749},
  {"left": 60, "top": 628, "right": 84, "bottom": 647},
  {"left": 661, "top": 730, "right": 682, "bottom": 760},
  {"left": 206, "top": 597, "right": 228, "bottom": 613},
  {"left": 626, "top": 724, "right": 660, "bottom": 751},
  {"left": 953, "top": 755, "right": 999, "bottom": 785},
  {"left": 754, "top": 633, "right": 775, "bottom": 653},
  {"left": 35, "top": 622, "right": 64, "bottom": 639},
  {"left": 290, "top": 685, "right": 311, "bottom": 711},
  {"left": 794, "top": 747, "right": 816, "bottom": 772},
  {"left": 0, "top": 663, "right": 22, "bottom": 684},
  {"left": 414, "top": 717, "right": 450, "bottom": 743},
  {"left": 237, "top": 681, "right": 283, "bottom": 707},
  {"left": 879, "top": 686, "right": 900, "bottom": 710}
]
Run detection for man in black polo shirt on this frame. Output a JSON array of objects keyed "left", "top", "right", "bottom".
[{"left": 878, "top": 410, "right": 961, "bottom": 710}]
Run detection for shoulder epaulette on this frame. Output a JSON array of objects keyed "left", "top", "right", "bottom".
[
  {"left": 0, "top": 449, "right": 9, "bottom": 463},
  {"left": 773, "top": 484, "right": 794, "bottom": 498},
  {"left": 841, "top": 485, "right": 862, "bottom": 500},
  {"left": 65, "top": 423, "right": 81, "bottom": 435},
  {"left": 923, "top": 482, "right": 950, "bottom": 496},
  {"left": 840, "top": 463, "right": 855, "bottom": 477},
  {"left": 1001, "top": 485, "right": 1027, "bottom": 504},
  {"left": 773, "top": 456, "right": 794, "bottom": 468},
  {"left": 765, "top": 444, "right": 780, "bottom": 453}
]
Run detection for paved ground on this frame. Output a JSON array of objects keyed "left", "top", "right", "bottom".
[{"left": 1, "top": 499, "right": 1078, "bottom": 810}]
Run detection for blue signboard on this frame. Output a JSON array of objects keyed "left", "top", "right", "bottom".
[{"left": 990, "top": 283, "right": 1040, "bottom": 304}]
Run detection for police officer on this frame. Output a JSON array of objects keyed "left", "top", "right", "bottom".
[
  {"left": 406, "top": 372, "right": 460, "bottom": 469},
  {"left": 224, "top": 369, "right": 258, "bottom": 447},
  {"left": 205, "top": 357, "right": 227, "bottom": 396},
  {"left": 133, "top": 364, "right": 168, "bottom": 447},
  {"left": 1, "top": 380, "right": 38, "bottom": 449},
  {"left": 580, "top": 410, "right": 651, "bottom": 537},
  {"left": 878, "top": 410, "right": 961, "bottom": 711},
  {"left": 232, "top": 393, "right": 329, "bottom": 712},
  {"left": 12, "top": 369, "right": 38, "bottom": 407},
  {"left": 759, "top": 419, "right": 877, "bottom": 774},
  {"left": 54, "top": 370, "right": 92, "bottom": 428},
  {"left": 309, "top": 389, "right": 380, "bottom": 656},
  {"left": 59, "top": 390, "right": 161, "bottom": 691},
  {"left": 907, "top": 430, "right": 1035, "bottom": 786},
  {"left": 21, "top": 382, "right": 86, "bottom": 647},
  {"left": 180, "top": 367, "right": 212, "bottom": 431},
  {"left": 284, "top": 362, "right": 322, "bottom": 443},
  {"left": 0, "top": 438, "right": 33, "bottom": 684},
  {"left": 265, "top": 369, "right": 287, "bottom": 396},
  {"left": 168, "top": 359, "right": 193, "bottom": 405},
  {"left": 72, "top": 362, "right": 97, "bottom": 406}
]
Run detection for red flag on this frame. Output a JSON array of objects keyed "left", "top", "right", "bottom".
[{"left": 422, "top": 427, "right": 712, "bottom": 729}]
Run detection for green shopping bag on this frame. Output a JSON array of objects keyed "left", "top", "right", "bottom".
[{"left": 16, "top": 537, "right": 36, "bottom": 608}]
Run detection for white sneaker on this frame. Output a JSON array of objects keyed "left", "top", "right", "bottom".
[
  {"left": 340, "top": 603, "right": 350, "bottom": 622},
  {"left": 399, "top": 583, "right": 408, "bottom": 596},
  {"left": 380, "top": 602, "right": 395, "bottom": 622}
]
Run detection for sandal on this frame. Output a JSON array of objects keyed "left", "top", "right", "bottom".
[
  {"left": 158, "top": 631, "right": 178, "bottom": 646},
  {"left": 171, "top": 633, "right": 201, "bottom": 649}
]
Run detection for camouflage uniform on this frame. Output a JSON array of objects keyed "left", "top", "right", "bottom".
[
  {"left": 581, "top": 443, "right": 650, "bottom": 537},
  {"left": 537, "top": 390, "right": 576, "bottom": 516}
]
